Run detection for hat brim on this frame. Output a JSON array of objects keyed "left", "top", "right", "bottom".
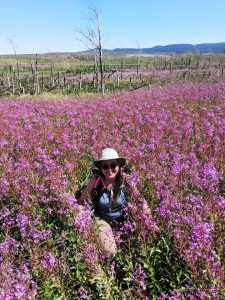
[{"left": 94, "top": 157, "right": 126, "bottom": 169}]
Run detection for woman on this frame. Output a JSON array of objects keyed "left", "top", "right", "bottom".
[{"left": 79, "top": 147, "right": 153, "bottom": 257}]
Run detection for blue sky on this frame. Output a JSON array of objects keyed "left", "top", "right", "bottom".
[{"left": 0, "top": 0, "right": 225, "bottom": 54}]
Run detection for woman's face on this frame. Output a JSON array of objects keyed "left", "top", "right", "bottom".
[{"left": 101, "top": 159, "right": 120, "bottom": 180}]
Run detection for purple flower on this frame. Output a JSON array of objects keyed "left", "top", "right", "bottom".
[
  {"left": 127, "top": 172, "right": 140, "bottom": 185},
  {"left": 0, "top": 207, "right": 14, "bottom": 228},
  {"left": 0, "top": 178, "right": 10, "bottom": 197},
  {"left": 0, "top": 237, "right": 20, "bottom": 255},
  {"left": 41, "top": 252, "right": 57, "bottom": 271},
  {"left": 199, "top": 163, "right": 221, "bottom": 182},
  {"left": 73, "top": 206, "right": 93, "bottom": 238},
  {"left": 77, "top": 287, "right": 89, "bottom": 299},
  {"left": 132, "top": 266, "right": 146, "bottom": 289}
]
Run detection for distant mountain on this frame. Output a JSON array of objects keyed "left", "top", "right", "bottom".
[{"left": 105, "top": 42, "right": 225, "bottom": 54}]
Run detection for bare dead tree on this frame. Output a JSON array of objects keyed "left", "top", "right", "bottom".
[
  {"left": 75, "top": 7, "right": 105, "bottom": 94},
  {"left": 120, "top": 54, "right": 125, "bottom": 80},
  {"left": 136, "top": 41, "right": 141, "bottom": 76},
  {"left": 7, "top": 39, "right": 20, "bottom": 91}
]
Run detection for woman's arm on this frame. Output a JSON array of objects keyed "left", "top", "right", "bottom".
[{"left": 78, "top": 175, "right": 98, "bottom": 204}]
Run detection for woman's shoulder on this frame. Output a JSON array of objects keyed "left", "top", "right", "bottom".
[
  {"left": 90, "top": 173, "right": 105, "bottom": 188},
  {"left": 88, "top": 174, "right": 100, "bottom": 185}
]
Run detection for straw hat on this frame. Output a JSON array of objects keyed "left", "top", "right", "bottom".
[{"left": 94, "top": 148, "right": 126, "bottom": 168}]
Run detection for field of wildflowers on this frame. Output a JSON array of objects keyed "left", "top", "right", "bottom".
[{"left": 0, "top": 77, "right": 224, "bottom": 299}]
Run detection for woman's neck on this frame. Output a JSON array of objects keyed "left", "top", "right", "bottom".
[{"left": 103, "top": 177, "right": 115, "bottom": 188}]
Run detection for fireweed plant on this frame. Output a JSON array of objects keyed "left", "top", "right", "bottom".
[{"left": 0, "top": 77, "right": 224, "bottom": 299}]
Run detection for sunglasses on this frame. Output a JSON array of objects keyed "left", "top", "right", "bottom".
[{"left": 101, "top": 162, "right": 118, "bottom": 170}]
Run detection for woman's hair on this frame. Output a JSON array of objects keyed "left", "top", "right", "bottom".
[{"left": 113, "top": 168, "right": 124, "bottom": 201}]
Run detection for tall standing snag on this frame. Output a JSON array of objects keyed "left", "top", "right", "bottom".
[{"left": 75, "top": 7, "right": 105, "bottom": 94}]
